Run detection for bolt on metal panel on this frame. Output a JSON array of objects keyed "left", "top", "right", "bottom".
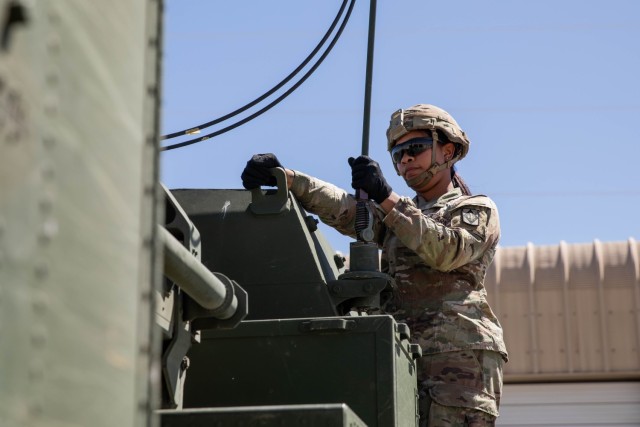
[{"left": 0, "top": 1, "right": 162, "bottom": 426}]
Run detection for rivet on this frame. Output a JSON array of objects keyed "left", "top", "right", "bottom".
[
  {"left": 4, "top": 132, "right": 19, "bottom": 144},
  {"left": 39, "top": 218, "right": 58, "bottom": 243},
  {"left": 43, "top": 100, "right": 58, "bottom": 116},
  {"left": 46, "top": 35, "right": 61, "bottom": 53},
  {"left": 45, "top": 74, "right": 59, "bottom": 87},
  {"left": 42, "top": 167, "right": 55, "bottom": 182},
  {"left": 39, "top": 196, "right": 54, "bottom": 213},
  {"left": 47, "top": 9, "right": 61, "bottom": 24},
  {"left": 28, "top": 402, "right": 43, "bottom": 416},
  {"left": 30, "top": 331, "right": 47, "bottom": 348},
  {"left": 42, "top": 136, "right": 56, "bottom": 149},
  {"left": 38, "top": 233, "right": 50, "bottom": 246},
  {"left": 29, "top": 363, "right": 45, "bottom": 381},
  {"left": 34, "top": 261, "right": 49, "bottom": 279},
  {"left": 32, "top": 294, "right": 48, "bottom": 314}
]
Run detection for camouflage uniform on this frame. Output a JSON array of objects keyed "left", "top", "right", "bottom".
[{"left": 290, "top": 171, "right": 507, "bottom": 426}]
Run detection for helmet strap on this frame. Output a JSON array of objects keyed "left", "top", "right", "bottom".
[
  {"left": 404, "top": 130, "right": 459, "bottom": 191},
  {"left": 431, "top": 129, "right": 438, "bottom": 167}
]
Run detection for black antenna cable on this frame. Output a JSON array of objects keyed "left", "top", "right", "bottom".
[
  {"left": 162, "top": 0, "right": 351, "bottom": 141},
  {"left": 162, "top": 0, "right": 356, "bottom": 151}
]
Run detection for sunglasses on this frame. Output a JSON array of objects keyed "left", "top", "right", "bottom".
[{"left": 390, "top": 137, "right": 433, "bottom": 163}]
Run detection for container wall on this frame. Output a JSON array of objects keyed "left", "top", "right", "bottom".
[{"left": 486, "top": 239, "right": 640, "bottom": 381}]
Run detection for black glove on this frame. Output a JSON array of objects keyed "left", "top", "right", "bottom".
[
  {"left": 241, "top": 153, "right": 283, "bottom": 189},
  {"left": 348, "top": 155, "right": 392, "bottom": 203}
]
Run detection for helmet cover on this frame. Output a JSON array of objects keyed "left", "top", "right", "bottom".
[{"left": 386, "top": 104, "right": 470, "bottom": 162}]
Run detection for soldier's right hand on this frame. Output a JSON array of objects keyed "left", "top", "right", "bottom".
[{"left": 241, "top": 153, "right": 283, "bottom": 189}]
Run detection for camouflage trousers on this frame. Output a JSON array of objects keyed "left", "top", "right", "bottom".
[{"left": 417, "top": 350, "right": 504, "bottom": 427}]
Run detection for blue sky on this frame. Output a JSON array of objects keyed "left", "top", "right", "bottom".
[{"left": 160, "top": 0, "right": 639, "bottom": 256}]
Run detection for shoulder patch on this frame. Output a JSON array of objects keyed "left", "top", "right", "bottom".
[{"left": 462, "top": 208, "right": 480, "bottom": 226}]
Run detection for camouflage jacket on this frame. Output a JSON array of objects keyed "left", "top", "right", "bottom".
[{"left": 290, "top": 171, "right": 508, "bottom": 360}]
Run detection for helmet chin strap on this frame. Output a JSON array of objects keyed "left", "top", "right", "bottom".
[{"left": 403, "top": 130, "right": 458, "bottom": 191}]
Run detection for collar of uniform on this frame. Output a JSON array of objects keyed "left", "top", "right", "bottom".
[{"left": 415, "top": 187, "right": 462, "bottom": 210}]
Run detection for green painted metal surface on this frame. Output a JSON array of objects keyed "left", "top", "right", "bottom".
[
  {"left": 183, "top": 316, "right": 420, "bottom": 427},
  {"left": 171, "top": 188, "right": 342, "bottom": 321},
  {"left": 160, "top": 404, "right": 367, "bottom": 427},
  {"left": 0, "top": 2, "right": 162, "bottom": 426}
]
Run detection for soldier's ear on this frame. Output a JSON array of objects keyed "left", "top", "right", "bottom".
[{"left": 442, "top": 142, "right": 455, "bottom": 161}]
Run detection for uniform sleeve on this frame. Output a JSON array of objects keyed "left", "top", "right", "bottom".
[
  {"left": 289, "top": 170, "right": 358, "bottom": 238},
  {"left": 383, "top": 195, "right": 500, "bottom": 272}
]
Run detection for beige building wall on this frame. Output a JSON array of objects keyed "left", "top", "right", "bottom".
[{"left": 485, "top": 239, "right": 640, "bottom": 382}]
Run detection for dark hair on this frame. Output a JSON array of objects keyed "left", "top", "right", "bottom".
[{"left": 451, "top": 166, "right": 471, "bottom": 195}]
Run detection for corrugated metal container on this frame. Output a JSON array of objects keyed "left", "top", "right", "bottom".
[{"left": 485, "top": 239, "right": 640, "bottom": 381}]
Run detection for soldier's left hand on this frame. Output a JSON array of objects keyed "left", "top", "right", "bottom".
[
  {"left": 241, "top": 153, "right": 283, "bottom": 189},
  {"left": 348, "top": 155, "right": 393, "bottom": 203}
]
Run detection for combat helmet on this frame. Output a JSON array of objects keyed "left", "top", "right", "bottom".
[{"left": 385, "top": 104, "right": 470, "bottom": 189}]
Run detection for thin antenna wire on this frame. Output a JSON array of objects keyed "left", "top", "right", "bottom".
[{"left": 360, "top": 0, "right": 376, "bottom": 157}]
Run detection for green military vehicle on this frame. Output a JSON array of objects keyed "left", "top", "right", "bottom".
[{"left": 0, "top": 1, "right": 419, "bottom": 426}]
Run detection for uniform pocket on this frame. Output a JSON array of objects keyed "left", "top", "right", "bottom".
[{"left": 420, "top": 350, "right": 501, "bottom": 416}]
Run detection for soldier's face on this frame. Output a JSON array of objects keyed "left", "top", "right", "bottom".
[
  {"left": 394, "top": 131, "right": 456, "bottom": 194},
  {"left": 395, "top": 131, "right": 436, "bottom": 180}
]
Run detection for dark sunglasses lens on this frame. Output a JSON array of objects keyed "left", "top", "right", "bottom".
[
  {"left": 391, "top": 139, "right": 432, "bottom": 163},
  {"left": 407, "top": 143, "right": 430, "bottom": 157}
]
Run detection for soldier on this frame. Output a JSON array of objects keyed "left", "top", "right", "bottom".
[{"left": 241, "top": 104, "right": 508, "bottom": 426}]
